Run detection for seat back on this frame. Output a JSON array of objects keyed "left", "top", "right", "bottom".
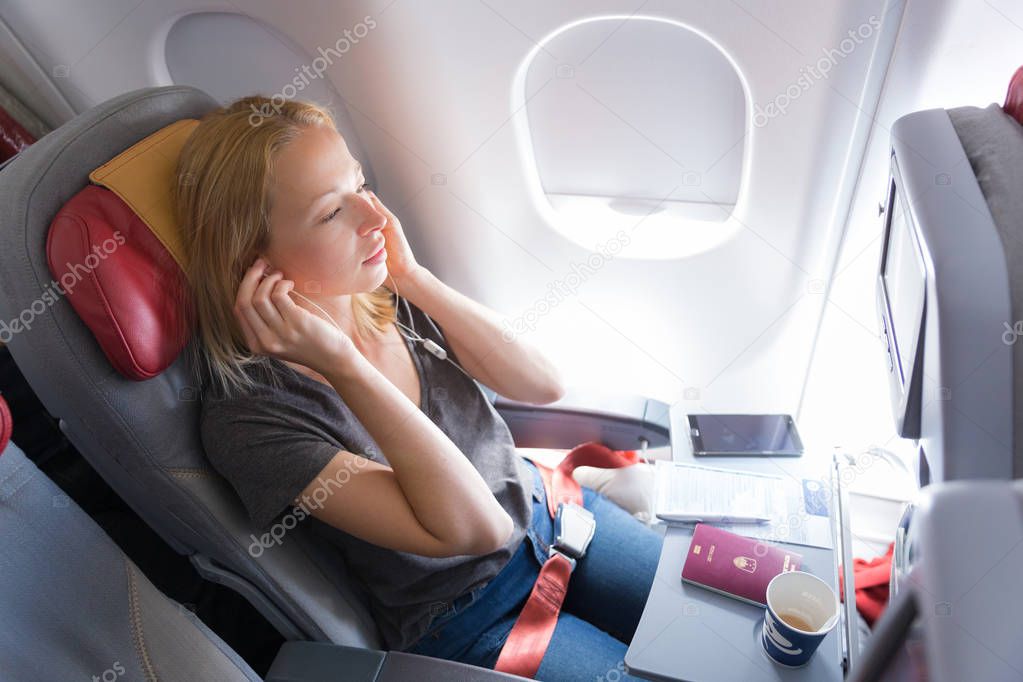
[
  {"left": 852, "top": 477, "right": 1023, "bottom": 682},
  {"left": 0, "top": 421, "right": 261, "bottom": 681},
  {"left": 879, "top": 68, "right": 1023, "bottom": 485},
  {"left": 0, "top": 85, "right": 381, "bottom": 647}
]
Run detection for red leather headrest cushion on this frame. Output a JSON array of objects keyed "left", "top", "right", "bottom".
[
  {"left": 1004, "top": 66, "right": 1023, "bottom": 126},
  {"left": 46, "top": 185, "right": 195, "bottom": 380},
  {"left": 0, "top": 394, "right": 11, "bottom": 454}
]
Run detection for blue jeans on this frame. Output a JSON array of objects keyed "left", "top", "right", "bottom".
[{"left": 406, "top": 458, "right": 663, "bottom": 681}]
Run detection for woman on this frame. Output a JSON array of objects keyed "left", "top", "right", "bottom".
[{"left": 176, "top": 94, "right": 663, "bottom": 681}]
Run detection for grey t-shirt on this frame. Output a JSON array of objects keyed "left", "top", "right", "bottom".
[{"left": 198, "top": 296, "right": 536, "bottom": 651}]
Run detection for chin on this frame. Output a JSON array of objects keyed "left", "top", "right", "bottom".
[
  {"left": 368, "top": 267, "right": 390, "bottom": 292},
  {"left": 336, "top": 272, "right": 388, "bottom": 295}
]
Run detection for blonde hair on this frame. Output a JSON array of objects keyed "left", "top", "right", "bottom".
[{"left": 174, "top": 95, "right": 396, "bottom": 400}]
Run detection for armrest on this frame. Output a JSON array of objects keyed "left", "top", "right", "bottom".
[
  {"left": 377, "top": 652, "right": 528, "bottom": 681},
  {"left": 265, "top": 641, "right": 528, "bottom": 681},
  {"left": 265, "top": 641, "right": 384, "bottom": 681},
  {"left": 483, "top": 384, "right": 670, "bottom": 452}
]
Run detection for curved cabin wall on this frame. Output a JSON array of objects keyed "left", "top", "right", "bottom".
[
  {"left": 0, "top": 0, "right": 902, "bottom": 431},
  {"left": 162, "top": 11, "right": 374, "bottom": 187},
  {"left": 800, "top": 0, "right": 1021, "bottom": 458}
]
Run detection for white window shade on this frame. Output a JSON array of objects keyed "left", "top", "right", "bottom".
[{"left": 516, "top": 17, "right": 749, "bottom": 258}]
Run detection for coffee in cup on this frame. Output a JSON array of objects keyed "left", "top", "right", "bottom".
[
  {"left": 778, "top": 611, "right": 815, "bottom": 632},
  {"left": 761, "top": 570, "right": 839, "bottom": 667}
]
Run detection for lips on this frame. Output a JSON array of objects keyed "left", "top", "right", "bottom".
[{"left": 363, "top": 242, "right": 385, "bottom": 263}]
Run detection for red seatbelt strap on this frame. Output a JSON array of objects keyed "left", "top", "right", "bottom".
[{"left": 494, "top": 442, "right": 638, "bottom": 678}]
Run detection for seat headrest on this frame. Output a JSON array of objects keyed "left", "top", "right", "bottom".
[
  {"left": 1003, "top": 66, "right": 1023, "bottom": 127},
  {"left": 89, "top": 118, "right": 199, "bottom": 270},
  {"left": 46, "top": 120, "right": 199, "bottom": 380},
  {"left": 0, "top": 393, "right": 11, "bottom": 455}
]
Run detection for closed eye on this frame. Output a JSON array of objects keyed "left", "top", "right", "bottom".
[{"left": 321, "top": 182, "right": 371, "bottom": 222}]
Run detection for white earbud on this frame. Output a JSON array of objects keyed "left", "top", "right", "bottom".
[{"left": 421, "top": 338, "right": 447, "bottom": 361}]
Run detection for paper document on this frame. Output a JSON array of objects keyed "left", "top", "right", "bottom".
[
  {"left": 654, "top": 460, "right": 834, "bottom": 549},
  {"left": 654, "top": 460, "right": 778, "bottom": 520}
]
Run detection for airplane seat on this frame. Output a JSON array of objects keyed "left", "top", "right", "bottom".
[
  {"left": 0, "top": 83, "right": 671, "bottom": 660},
  {"left": 848, "top": 476, "right": 1023, "bottom": 682},
  {"left": 879, "top": 66, "right": 1023, "bottom": 486},
  {"left": 0, "top": 395, "right": 262, "bottom": 681},
  {"left": 877, "top": 65, "right": 1023, "bottom": 651},
  {"left": 0, "top": 393, "right": 529, "bottom": 681},
  {"left": 0, "top": 85, "right": 383, "bottom": 649},
  {"left": 845, "top": 69, "right": 1023, "bottom": 682}
]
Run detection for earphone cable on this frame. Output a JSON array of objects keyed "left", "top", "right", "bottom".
[
  {"left": 387, "top": 273, "right": 477, "bottom": 381},
  {"left": 285, "top": 274, "right": 476, "bottom": 382}
]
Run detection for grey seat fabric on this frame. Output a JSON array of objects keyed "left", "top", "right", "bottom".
[
  {"left": 948, "top": 103, "right": 1023, "bottom": 479},
  {"left": 0, "top": 440, "right": 261, "bottom": 681},
  {"left": 0, "top": 85, "right": 381, "bottom": 648},
  {"left": 264, "top": 641, "right": 532, "bottom": 681}
]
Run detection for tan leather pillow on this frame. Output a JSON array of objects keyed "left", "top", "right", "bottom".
[{"left": 89, "top": 118, "right": 199, "bottom": 269}]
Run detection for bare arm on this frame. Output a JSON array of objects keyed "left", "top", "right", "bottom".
[
  {"left": 395, "top": 267, "right": 566, "bottom": 405},
  {"left": 294, "top": 349, "right": 514, "bottom": 557},
  {"left": 235, "top": 258, "right": 513, "bottom": 558}
]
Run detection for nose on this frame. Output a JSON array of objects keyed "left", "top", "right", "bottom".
[{"left": 356, "top": 193, "right": 386, "bottom": 236}]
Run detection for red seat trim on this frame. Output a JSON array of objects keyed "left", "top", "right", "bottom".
[
  {"left": 1003, "top": 66, "right": 1023, "bottom": 126},
  {"left": 0, "top": 394, "right": 12, "bottom": 454}
]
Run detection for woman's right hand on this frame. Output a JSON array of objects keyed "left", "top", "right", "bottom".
[{"left": 234, "top": 257, "right": 355, "bottom": 375}]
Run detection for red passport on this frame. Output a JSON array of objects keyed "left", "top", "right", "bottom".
[{"left": 680, "top": 523, "right": 802, "bottom": 607}]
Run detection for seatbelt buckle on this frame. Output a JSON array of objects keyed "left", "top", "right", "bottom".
[{"left": 551, "top": 502, "right": 596, "bottom": 565}]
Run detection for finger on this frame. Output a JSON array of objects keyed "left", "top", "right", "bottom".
[
  {"left": 235, "top": 263, "right": 278, "bottom": 348},
  {"left": 232, "top": 275, "right": 262, "bottom": 353},
  {"left": 241, "top": 273, "right": 287, "bottom": 351},
  {"left": 252, "top": 271, "right": 287, "bottom": 330},
  {"left": 237, "top": 258, "right": 270, "bottom": 311},
  {"left": 238, "top": 299, "right": 275, "bottom": 354},
  {"left": 367, "top": 190, "right": 394, "bottom": 218},
  {"left": 274, "top": 280, "right": 329, "bottom": 330},
  {"left": 271, "top": 280, "right": 311, "bottom": 331}
]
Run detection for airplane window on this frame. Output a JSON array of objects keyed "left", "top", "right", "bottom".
[
  {"left": 164, "top": 12, "right": 340, "bottom": 109},
  {"left": 514, "top": 16, "right": 749, "bottom": 258}
]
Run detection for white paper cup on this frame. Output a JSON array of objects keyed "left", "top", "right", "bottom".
[{"left": 761, "top": 570, "right": 839, "bottom": 667}]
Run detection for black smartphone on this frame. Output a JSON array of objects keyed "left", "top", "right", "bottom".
[{"left": 687, "top": 414, "right": 804, "bottom": 457}]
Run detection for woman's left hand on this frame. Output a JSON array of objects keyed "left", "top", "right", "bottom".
[{"left": 367, "top": 190, "right": 420, "bottom": 288}]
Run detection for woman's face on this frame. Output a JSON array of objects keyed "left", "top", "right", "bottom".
[{"left": 261, "top": 124, "right": 387, "bottom": 296}]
